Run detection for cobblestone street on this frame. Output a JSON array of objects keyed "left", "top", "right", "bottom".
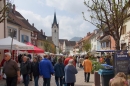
[{"left": 0, "top": 67, "right": 95, "bottom": 86}]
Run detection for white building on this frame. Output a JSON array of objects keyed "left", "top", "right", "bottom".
[
  {"left": 63, "top": 40, "right": 76, "bottom": 55},
  {"left": 90, "top": 29, "right": 104, "bottom": 52},
  {"left": 120, "top": 17, "right": 130, "bottom": 50}
]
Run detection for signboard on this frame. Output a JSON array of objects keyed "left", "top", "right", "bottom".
[{"left": 115, "top": 50, "right": 130, "bottom": 74}]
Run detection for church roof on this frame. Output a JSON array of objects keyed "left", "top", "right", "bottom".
[
  {"left": 59, "top": 39, "right": 68, "bottom": 45},
  {"left": 64, "top": 40, "right": 76, "bottom": 47},
  {"left": 52, "top": 12, "right": 59, "bottom": 28},
  {"left": 46, "top": 36, "right": 53, "bottom": 43}
]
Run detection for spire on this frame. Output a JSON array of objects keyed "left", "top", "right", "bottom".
[
  {"left": 53, "top": 12, "right": 57, "bottom": 24},
  {"left": 52, "top": 12, "right": 59, "bottom": 28}
]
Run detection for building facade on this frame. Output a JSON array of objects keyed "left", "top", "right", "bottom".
[{"left": 120, "top": 17, "right": 130, "bottom": 50}]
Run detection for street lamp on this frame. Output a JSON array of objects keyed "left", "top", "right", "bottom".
[{"left": 10, "top": 30, "right": 16, "bottom": 56}]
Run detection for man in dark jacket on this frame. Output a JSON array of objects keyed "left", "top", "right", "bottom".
[
  {"left": 54, "top": 58, "right": 65, "bottom": 86},
  {"left": 31, "top": 57, "right": 39, "bottom": 86},
  {"left": 2, "top": 52, "right": 20, "bottom": 86},
  {"left": 20, "top": 56, "right": 31, "bottom": 86},
  {"left": 39, "top": 54, "right": 54, "bottom": 86}
]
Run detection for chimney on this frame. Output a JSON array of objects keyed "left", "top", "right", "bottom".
[
  {"left": 8, "top": 3, "right": 12, "bottom": 12},
  {"left": 12, "top": 4, "right": 15, "bottom": 13},
  {"left": 87, "top": 32, "right": 91, "bottom": 36},
  {"left": 40, "top": 29, "right": 43, "bottom": 35},
  {"left": 27, "top": 19, "right": 28, "bottom": 22},
  {"left": 32, "top": 23, "right": 34, "bottom": 27}
]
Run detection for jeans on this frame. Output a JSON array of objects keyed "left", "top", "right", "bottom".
[
  {"left": 6, "top": 76, "right": 17, "bottom": 86},
  {"left": 67, "top": 83, "right": 74, "bottom": 86},
  {"left": 84, "top": 72, "right": 90, "bottom": 82},
  {"left": 34, "top": 76, "right": 39, "bottom": 86},
  {"left": 55, "top": 76, "right": 63, "bottom": 86},
  {"left": 23, "top": 74, "right": 29, "bottom": 86},
  {"left": 43, "top": 78, "right": 50, "bottom": 86}
]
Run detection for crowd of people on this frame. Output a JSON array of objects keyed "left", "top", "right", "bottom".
[
  {"left": 0, "top": 52, "right": 91, "bottom": 86},
  {"left": 0, "top": 52, "right": 129, "bottom": 86}
]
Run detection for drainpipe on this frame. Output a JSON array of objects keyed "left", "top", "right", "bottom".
[{"left": 4, "top": 0, "right": 6, "bottom": 38}]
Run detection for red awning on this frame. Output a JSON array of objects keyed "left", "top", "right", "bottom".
[{"left": 26, "top": 42, "right": 44, "bottom": 53}]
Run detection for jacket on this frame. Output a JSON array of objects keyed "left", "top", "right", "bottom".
[
  {"left": 20, "top": 61, "right": 31, "bottom": 75},
  {"left": 54, "top": 63, "right": 64, "bottom": 77},
  {"left": 82, "top": 59, "right": 92, "bottom": 73},
  {"left": 64, "top": 65, "right": 78, "bottom": 83},
  {"left": 39, "top": 58, "right": 54, "bottom": 78},
  {"left": 31, "top": 62, "right": 39, "bottom": 76},
  {"left": 64, "top": 57, "right": 76, "bottom": 67}
]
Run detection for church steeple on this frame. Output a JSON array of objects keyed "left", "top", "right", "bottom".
[
  {"left": 52, "top": 12, "right": 58, "bottom": 28},
  {"left": 53, "top": 12, "right": 57, "bottom": 24}
]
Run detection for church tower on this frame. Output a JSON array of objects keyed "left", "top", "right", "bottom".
[{"left": 52, "top": 12, "right": 59, "bottom": 54}]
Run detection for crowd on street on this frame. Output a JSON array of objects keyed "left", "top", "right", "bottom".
[{"left": 0, "top": 52, "right": 130, "bottom": 86}]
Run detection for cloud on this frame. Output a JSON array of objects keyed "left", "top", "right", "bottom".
[
  {"left": 17, "top": 9, "right": 95, "bottom": 40},
  {"left": 45, "top": 0, "right": 86, "bottom": 14}
]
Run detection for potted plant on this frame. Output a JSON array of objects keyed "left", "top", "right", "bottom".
[{"left": 91, "top": 61, "right": 103, "bottom": 74}]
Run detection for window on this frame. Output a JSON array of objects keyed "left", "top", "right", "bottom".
[
  {"left": 32, "top": 40, "right": 35, "bottom": 45},
  {"left": 94, "top": 45, "right": 96, "bottom": 50},
  {"left": 41, "top": 42, "right": 43, "bottom": 46},
  {"left": 121, "top": 25, "right": 126, "bottom": 35},
  {"left": 106, "top": 42, "right": 110, "bottom": 47},
  {"left": 7, "top": 26, "right": 17, "bottom": 38},
  {"left": 21, "top": 35, "right": 29, "bottom": 43},
  {"left": 55, "top": 30, "right": 56, "bottom": 33}
]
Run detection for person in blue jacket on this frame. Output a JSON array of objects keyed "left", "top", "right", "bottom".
[{"left": 39, "top": 54, "right": 54, "bottom": 86}]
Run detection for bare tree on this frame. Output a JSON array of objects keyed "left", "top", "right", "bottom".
[
  {"left": 83, "top": 0, "right": 130, "bottom": 50},
  {"left": 0, "top": 0, "right": 9, "bottom": 23}
]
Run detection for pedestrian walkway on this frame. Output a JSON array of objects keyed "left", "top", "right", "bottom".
[{"left": 0, "top": 67, "right": 95, "bottom": 86}]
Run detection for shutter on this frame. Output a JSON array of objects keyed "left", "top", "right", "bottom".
[
  {"left": 27, "top": 36, "right": 29, "bottom": 42},
  {"left": 21, "top": 35, "right": 24, "bottom": 43}
]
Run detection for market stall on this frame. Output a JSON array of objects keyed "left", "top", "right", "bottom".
[
  {"left": 26, "top": 42, "right": 44, "bottom": 53},
  {"left": 0, "top": 37, "right": 33, "bottom": 50}
]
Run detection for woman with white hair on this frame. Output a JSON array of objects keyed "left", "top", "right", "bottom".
[{"left": 64, "top": 59, "right": 78, "bottom": 86}]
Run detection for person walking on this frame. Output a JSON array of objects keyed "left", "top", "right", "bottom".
[
  {"left": 31, "top": 57, "right": 39, "bottom": 86},
  {"left": 79, "top": 57, "right": 84, "bottom": 68},
  {"left": 39, "top": 54, "right": 54, "bottom": 86},
  {"left": 2, "top": 52, "right": 20, "bottom": 86},
  {"left": 64, "top": 56, "right": 76, "bottom": 67},
  {"left": 82, "top": 56, "right": 92, "bottom": 82},
  {"left": 20, "top": 56, "right": 31, "bottom": 86},
  {"left": 64, "top": 59, "right": 78, "bottom": 86},
  {"left": 54, "top": 58, "right": 65, "bottom": 86}
]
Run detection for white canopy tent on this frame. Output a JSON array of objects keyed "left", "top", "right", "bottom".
[{"left": 0, "top": 37, "right": 34, "bottom": 50}]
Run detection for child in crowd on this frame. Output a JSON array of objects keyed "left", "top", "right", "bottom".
[
  {"left": 109, "top": 72, "right": 128, "bottom": 86},
  {"left": 114, "top": 72, "right": 126, "bottom": 79},
  {"left": 109, "top": 77, "right": 128, "bottom": 86}
]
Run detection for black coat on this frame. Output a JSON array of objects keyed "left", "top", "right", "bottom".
[
  {"left": 20, "top": 61, "right": 31, "bottom": 75},
  {"left": 31, "top": 62, "right": 39, "bottom": 76}
]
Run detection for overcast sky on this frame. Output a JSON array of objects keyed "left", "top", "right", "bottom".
[{"left": 12, "top": 0, "right": 96, "bottom": 40}]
